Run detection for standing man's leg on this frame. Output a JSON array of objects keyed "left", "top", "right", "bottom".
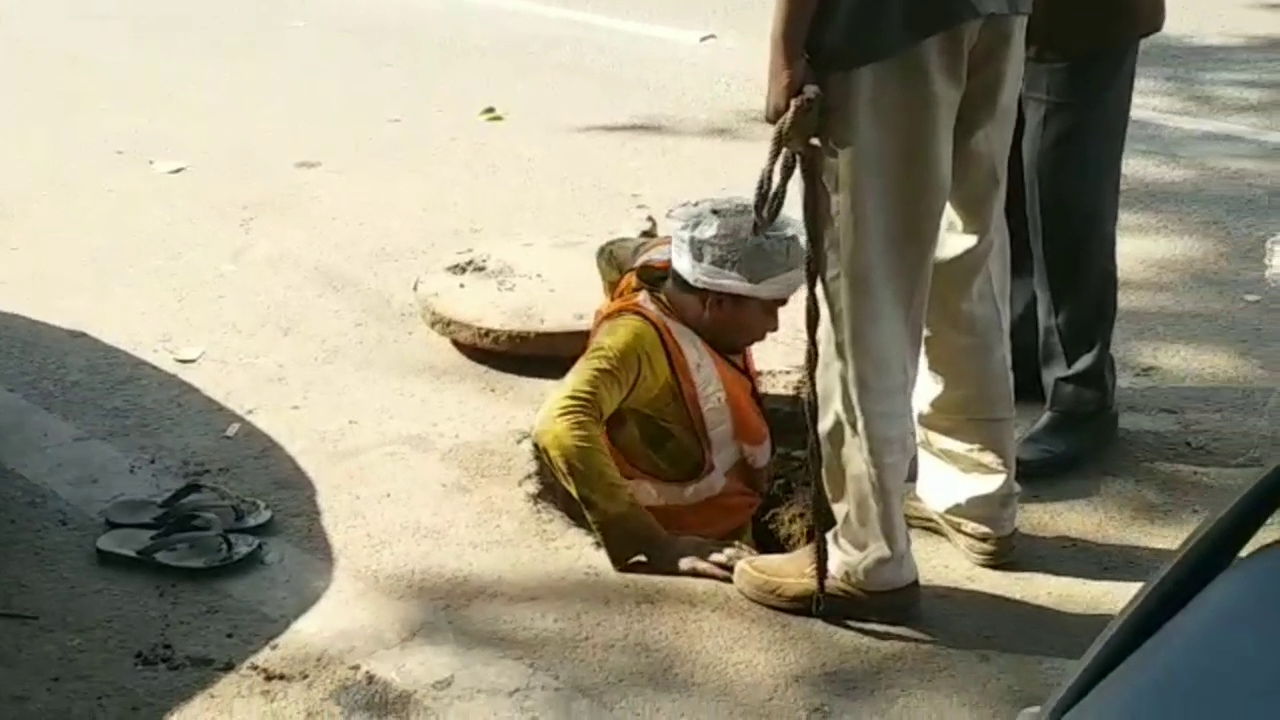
[
  {"left": 1007, "top": 108, "right": 1045, "bottom": 402},
  {"left": 907, "top": 16, "right": 1025, "bottom": 566},
  {"left": 1014, "top": 45, "right": 1140, "bottom": 478},
  {"left": 733, "top": 16, "right": 1026, "bottom": 615}
]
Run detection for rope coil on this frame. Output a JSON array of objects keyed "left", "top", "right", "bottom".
[{"left": 752, "top": 85, "right": 829, "bottom": 616}]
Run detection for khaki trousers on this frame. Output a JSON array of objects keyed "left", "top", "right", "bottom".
[{"left": 815, "top": 16, "right": 1027, "bottom": 590}]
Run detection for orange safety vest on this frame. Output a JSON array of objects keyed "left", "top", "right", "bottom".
[{"left": 592, "top": 238, "right": 773, "bottom": 540}]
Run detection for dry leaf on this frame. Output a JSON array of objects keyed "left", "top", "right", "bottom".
[
  {"left": 629, "top": 206, "right": 658, "bottom": 238},
  {"left": 170, "top": 346, "right": 205, "bottom": 364},
  {"left": 479, "top": 106, "right": 505, "bottom": 122},
  {"left": 150, "top": 160, "right": 188, "bottom": 175}
]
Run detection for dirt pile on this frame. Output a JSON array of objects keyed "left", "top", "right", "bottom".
[{"left": 753, "top": 394, "right": 825, "bottom": 554}]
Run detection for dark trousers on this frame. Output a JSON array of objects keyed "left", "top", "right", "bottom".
[{"left": 1008, "top": 43, "right": 1141, "bottom": 414}]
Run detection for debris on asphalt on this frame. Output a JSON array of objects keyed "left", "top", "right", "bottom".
[
  {"left": 134, "top": 641, "right": 237, "bottom": 673},
  {"left": 1242, "top": 293, "right": 1262, "bottom": 303},
  {"left": 429, "top": 674, "right": 455, "bottom": 691},
  {"left": 1265, "top": 234, "right": 1279, "bottom": 286},
  {"left": 247, "top": 661, "right": 304, "bottom": 682},
  {"left": 0, "top": 609, "right": 40, "bottom": 621},
  {"left": 149, "top": 160, "right": 189, "bottom": 175},
  {"left": 293, "top": 160, "right": 322, "bottom": 169},
  {"left": 170, "top": 346, "right": 206, "bottom": 364},
  {"left": 223, "top": 422, "right": 242, "bottom": 439},
  {"left": 627, "top": 205, "right": 659, "bottom": 238}
]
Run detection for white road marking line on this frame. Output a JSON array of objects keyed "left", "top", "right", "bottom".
[
  {"left": 1132, "top": 108, "right": 1280, "bottom": 145},
  {"left": 0, "top": 386, "right": 601, "bottom": 711},
  {"left": 460, "top": 0, "right": 1276, "bottom": 147},
  {"left": 458, "top": 0, "right": 716, "bottom": 45}
]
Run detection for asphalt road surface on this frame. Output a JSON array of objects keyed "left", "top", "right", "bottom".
[{"left": 1, "top": 0, "right": 1276, "bottom": 717}]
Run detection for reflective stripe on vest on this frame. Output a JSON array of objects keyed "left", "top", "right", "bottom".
[
  {"left": 741, "top": 440, "right": 772, "bottom": 469},
  {"left": 623, "top": 293, "right": 768, "bottom": 507},
  {"left": 636, "top": 243, "right": 671, "bottom": 267}
]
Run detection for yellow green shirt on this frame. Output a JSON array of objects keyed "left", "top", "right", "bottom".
[{"left": 532, "top": 311, "right": 709, "bottom": 567}]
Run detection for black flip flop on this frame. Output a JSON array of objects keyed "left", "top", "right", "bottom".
[
  {"left": 95, "top": 511, "right": 262, "bottom": 570},
  {"left": 103, "top": 481, "right": 273, "bottom": 532}
]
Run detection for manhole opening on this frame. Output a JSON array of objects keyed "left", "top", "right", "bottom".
[{"left": 522, "top": 392, "right": 830, "bottom": 555}]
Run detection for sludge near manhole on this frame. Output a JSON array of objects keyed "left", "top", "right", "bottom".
[{"left": 753, "top": 393, "right": 829, "bottom": 554}]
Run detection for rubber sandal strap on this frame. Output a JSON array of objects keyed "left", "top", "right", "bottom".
[
  {"left": 154, "top": 501, "right": 241, "bottom": 526},
  {"left": 137, "top": 530, "right": 234, "bottom": 559},
  {"left": 136, "top": 512, "right": 233, "bottom": 558},
  {"left": 158, "top": 482, "right": 239, "bottom": 509},
  {"left": 158, "top": 482, "right": 250, "bottom": 521}
]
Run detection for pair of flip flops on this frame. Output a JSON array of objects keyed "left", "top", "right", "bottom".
[{"left": 95, "top": 482, "right": 273, "bottom": 570}]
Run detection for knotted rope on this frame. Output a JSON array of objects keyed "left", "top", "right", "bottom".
[{"left": 751, "top": 85, "right": 829, "bottom": 616}]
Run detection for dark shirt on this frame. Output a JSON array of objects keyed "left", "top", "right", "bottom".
[
  {"left": 1027, "top": 0, "right": 1166, "bottom": 60},
  {"left": 807, "top": 0, "right": 1034, "bottom": 73}
]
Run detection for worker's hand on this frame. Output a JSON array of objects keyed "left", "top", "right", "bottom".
[
  {"left": 639, "top": 535, "right": 757, "bottom": 582},
  {"left": 765, "top": 45, "right": 811, "bottom": 124}
]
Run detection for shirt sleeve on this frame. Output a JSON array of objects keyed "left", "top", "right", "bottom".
[{"left": 532, "top": 314, "right": 669, "bottom": 568}]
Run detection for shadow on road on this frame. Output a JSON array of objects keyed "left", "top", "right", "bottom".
[
  {"left": 1006, "top": 533, "right": 1172, "bottom": 583},
  {"left": 0, "top": 312, "right": 331, "bottom": 717},
  {"left": 452, "top": 342, "right": 577, "bottom": 380},
  {"left": 833, "top": 585, "right": 1111, "bottom": 660},
  {"left": 573, "top": 108, "right": 768, "bottom": 142},
  {"left": 377, "top": 570, "right": 1087, "bottom": 714}
]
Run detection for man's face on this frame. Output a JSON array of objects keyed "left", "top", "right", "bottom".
[{"left": 702, "top": 293, "right": 786, "bottom": 355}]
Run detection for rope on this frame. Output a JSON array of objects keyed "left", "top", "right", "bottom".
[{"left": 752, "top": 85, "right": 828, "bottom": 617}]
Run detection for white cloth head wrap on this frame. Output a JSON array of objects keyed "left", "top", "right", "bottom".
[{"left": 666, "top": 197, "right": 806, "bottom": 301}]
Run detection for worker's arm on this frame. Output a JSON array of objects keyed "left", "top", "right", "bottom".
[{"left": 533, "top": 316, "right": 670, "bottom": 569}]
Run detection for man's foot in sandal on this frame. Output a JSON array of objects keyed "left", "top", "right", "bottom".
[
  {"left": 103, "top": 481, "right": 272, "bottom": 532},
  {"left": 96, "top": 511, "right": 262, "bottom": 571},
  {"left": 903, "top": 492, "right": 1016, "bottom": 568}
]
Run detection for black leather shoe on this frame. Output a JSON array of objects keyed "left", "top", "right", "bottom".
[{"left": 1017, "top": 408, "right": 1119, "bottom": 480}]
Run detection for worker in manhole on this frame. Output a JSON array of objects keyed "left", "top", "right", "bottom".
[{"left": 532, "top": 198, "right": 804, "bottom": 580}]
